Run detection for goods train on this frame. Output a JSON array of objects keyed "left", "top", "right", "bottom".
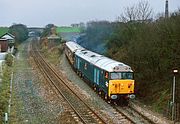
[{"left": 65, "top": 41, "right": 135, "bottom": 104}]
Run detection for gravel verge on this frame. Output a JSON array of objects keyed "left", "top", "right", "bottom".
[{"left": 10, "top": 42, "right": 73, "bottom": 124}]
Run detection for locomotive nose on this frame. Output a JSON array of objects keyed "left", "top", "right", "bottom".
[{"left": 109, "top": 80, "right": 135, "bottom": 95}]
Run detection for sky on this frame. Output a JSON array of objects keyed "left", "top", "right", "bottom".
[{"left": 0, "top": 0, "right": 180, "bottom": 27}]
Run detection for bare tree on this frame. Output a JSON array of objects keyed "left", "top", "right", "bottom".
[
  {"left": 119, "top": 5, "right": 137, "bottom": 22},
  {"left": 137, "top": 1, "right": 153, "bottom": 21},
  {"left": 119, "top": 0, "right": 153, "bottom": 22},
  {"left": 125, "top": 5, "right": 138, "bottom": 21}
]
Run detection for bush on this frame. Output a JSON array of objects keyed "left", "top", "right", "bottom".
[
  {"left": 0, "top": 65, "right": 11, "bottom": 122},
  {"left": 5, "top": 54, "right": 13, "bottom": 67}
]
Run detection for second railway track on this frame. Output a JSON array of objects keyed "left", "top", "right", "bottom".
[
  {"left": 30, "top": 43, "right": 107, "bottom": 124},
  {"left": 113, "top": 104, "right": 156, "bottom": 124}
]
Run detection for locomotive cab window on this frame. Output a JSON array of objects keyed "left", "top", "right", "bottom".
[
  {"left": 105, "top": 72, "right": 109, "bottom": 78},
  {"left": 110, "top": 72, "right": 133, "bottom": 80},
  {"left": 84, "top": 63, "right": 87, "bottom": 70}
]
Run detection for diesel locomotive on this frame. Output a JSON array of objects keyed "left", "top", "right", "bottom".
[{"left": 65, "top": 41, "right": 135, "bottom": 104}]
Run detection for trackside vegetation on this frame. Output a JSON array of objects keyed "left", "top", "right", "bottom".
[
  {"left": 0, "top": 54, "right": 13, "bottom": 123},
  {"left": 106, "top": 10, "right": 180, "bottom": 112},
  {"left": 9, "top": 24, "right": 28, "bottom": 44},
  {"left": 77, "top": 21, "right": 114, "bottom": 54}
]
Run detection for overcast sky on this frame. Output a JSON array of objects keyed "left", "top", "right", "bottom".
[{"left": 0, "top": 0, "right": 179, "bottom": 27}]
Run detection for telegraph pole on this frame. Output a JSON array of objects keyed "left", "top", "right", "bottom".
[
  {"left": 172, "top": 68, "right": 178, "bottom": 121},
  {"left": 165, "top": 0, "right": 169, "bottom": 18}
]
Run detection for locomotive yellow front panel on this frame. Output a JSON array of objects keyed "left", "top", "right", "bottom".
[{"left": 108, "top": 80, "right": 134, "bottom": 97}]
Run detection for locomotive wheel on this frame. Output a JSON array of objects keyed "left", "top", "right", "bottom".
[
  {"left": 82, "top": 74, "right": 84, "bottom": 78},
  {"left": 98, "top": 91, "right": 102, "bottom": 95},
  {"left": 93, "top": 85, "right": 96, "bottom": 91},
  {"left": 93, "top": 87, "right": 96, "bottom": 91},
  {"left": 107, "top": 100, "right": 111, "bottom": 104},
  {"left": 104, "top": 94, "right": 111, "bottom": 103},
  {"left": 79, "top": 72, "right": 82, "bottom": 77},
  {"left": 104, "top": 94, "right": 108, "bottom": 100},
  {"left": 100, "top": 91, "right": 104, "bottom": 98}
]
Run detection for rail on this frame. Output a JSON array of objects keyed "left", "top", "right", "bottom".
[{"left": 30, "top": 43, "right": 107, "bottom": 124}]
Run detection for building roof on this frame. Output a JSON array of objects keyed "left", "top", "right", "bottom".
[
  {"left": 47, "top": 34, "right": 60, "bottom": 40},
  {"left": 0, "top": 33, "right": 15, "bottom": 40},
  {"left": 66, "top": 41, "right": 84, "bottom": 53},
  {"left": 0, "top": 38, "right": 8, "bottom": 41}
]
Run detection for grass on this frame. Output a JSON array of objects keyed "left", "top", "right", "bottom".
[
  {"left": 56, "top": 26, "right": 81, "bottom": 33},
  {"left": 0, "top": 27, "right": 9, "bottom": 37},
  {"left": 41, "top": 46, "right": 62, "bottom": 65},
  {"left": 151, "top": 89, "right": 170, "bottom": 113},
  {"left": 0, "top": 61, "right": 12, "bottom": 123}
]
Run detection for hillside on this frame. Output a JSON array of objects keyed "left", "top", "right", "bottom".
[
  {"left": 56, "top": 26, "right": 81, "bottom": 33},
  {"left": 0, "top": 27, "right": 9, "bottom": 36},
  {"left": 56, "top": 26, "right": 81, "bottom": 41}
]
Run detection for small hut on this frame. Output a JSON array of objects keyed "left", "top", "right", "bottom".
[{"left": 47, "top": 34, "right": 61, "bottom": 48}]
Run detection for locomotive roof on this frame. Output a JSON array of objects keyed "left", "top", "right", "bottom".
[
  {"left": 75, "top": 48, "right": 132, "bottom": 72},
  {"left": 66, "top": 41, "right": 84, "bottom": 53},
  {"left": 66, "top": 41, "right": 132, "bottom": 72}
]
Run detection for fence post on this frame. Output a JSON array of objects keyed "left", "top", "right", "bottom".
[
  {"left": 177, "top": 103, "right": 180, "bottom": 121},
  {"left": 4, "top": 113, "right": 8, "bottom": 123}
]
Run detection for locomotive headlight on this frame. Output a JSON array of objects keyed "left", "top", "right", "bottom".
[
  {"left": 128, "top": 94, "right": 135, "bottom": 99},
  {"left": 111, "top": 95, "right": 118, "bottom": 99}
]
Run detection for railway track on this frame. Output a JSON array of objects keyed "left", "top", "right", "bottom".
[
  {"left": 113, "top": 102, "right": 157, "bottom": 124},
  {"left": 29, "top": 40, "right": 157, "bottom": 124},
  {"left": 30, "top": 43, "right": 107, "bottom": 124},
  {"left": 114, "top": 106, "right": 151, "bottom": 124}
]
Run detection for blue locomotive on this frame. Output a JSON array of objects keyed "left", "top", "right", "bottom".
[{"left": 65, "top": 41, "right": 135, "bottom": 104}]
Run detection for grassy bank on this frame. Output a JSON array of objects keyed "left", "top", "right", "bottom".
[
  {"left": 0, "top": 27, "right": 8, "bottom": 36},
  {"left": 0, "top": 54, "right": 13, "bottom": 123},
  {"left": 56, "top": 27, "right": 81, "bottom": 33}
]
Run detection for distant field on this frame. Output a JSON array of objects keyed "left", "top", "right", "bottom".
[
  {"left": 0, "top": 27, "right": 8, "bottom": 37},
  {"left": 56, "top": 27, "right": 81, "bottom": 33}
]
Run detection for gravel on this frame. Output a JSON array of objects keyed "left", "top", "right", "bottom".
[
  {"left": 11, "top": 42, "right": 65, "bottom": 123},
  {"left": 58, "top": 53, "right": 132, "bottom": 124}
]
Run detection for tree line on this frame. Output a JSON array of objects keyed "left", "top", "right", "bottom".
[
  {"left": 9, "top": 24, "right": 28, "bottom": 43},
  {"left": 77, "top": 21, "right": 115, "bottom": 54}
]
